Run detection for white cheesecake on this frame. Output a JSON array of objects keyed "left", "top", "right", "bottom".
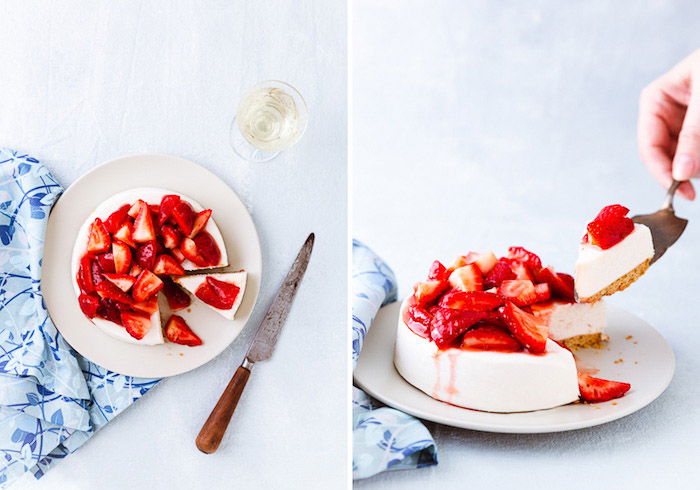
[
  {"left": 175, "top": 272, "right": 247, "bottom": 320},
  {"left": 91, "top": 313, "right": 164, "bottom": 346},
  {"left": 574, "top": 223, "right": 654, "bottom": 302},
  {"left": 531, "top": 300, "right": 607, "bottom": 349}
]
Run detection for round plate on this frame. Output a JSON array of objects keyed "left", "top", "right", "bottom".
[
  {"left": 354, "top": 302, "right": 675, "bottom": 433},
  {"left": 42, "top": 154, "right": 262, "bottom": 378}
]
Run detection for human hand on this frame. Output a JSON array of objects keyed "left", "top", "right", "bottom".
[{"left": 638, "top": 49, "right": 700, "bottom": 200}]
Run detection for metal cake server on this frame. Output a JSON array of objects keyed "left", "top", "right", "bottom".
[
  {"left": 195, "top": 233, "right": 315, "bottom": 454},
  {"left": 632, "top": 180, "right": 688, "bottom": 264}
]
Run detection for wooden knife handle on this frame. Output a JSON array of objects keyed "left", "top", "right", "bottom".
[{"left": 196, "top": 364, "right": 251, "bottom": 454}]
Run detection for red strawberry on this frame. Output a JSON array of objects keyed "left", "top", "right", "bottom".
[
  {"left": 165, "top": 315, "right": 202, "bottom": 346},
  {"left": 162, "top": 278, "right": 191, "bottom": 311},
  {"left": 535, "top": 267, "right": 575, "bottom": 302},
  {"left": 429, "top": 307, "right": 488, "bottom": 349},
  {"left": 172, "top": 200, "right": 195, "bottom": 236},
  {"left": 594, "top": 204, "right": 630, "bottom": 221},
  {"left": 195, "top": 277, "right": 240, "bottom": 310},
  {"left": 114, "top": 223, "right": 135, "bottom": 248},
  {"left": 193, "top": 232, "right": 221, "bottom": 266},
  {"left": 120, "top": 310, "right": 152, "bottom": 340},
  {"left": 413, "top": 280, "right": 449, "bottom": 307},
  {"left": 427, "top": 260, "right": 449, "bottom": 282},
  {"left": 499, "top": 301, "right": 548, "bottom": 353},
  {"left": 461, "top": 325, "right": 523, "bottom": 352},
  {"left": 498, "top": 280, "right": 538, "bottom": 307},
  {"left": 135, "top": 241, "right": 157, "bottom": 271},
  {"left": 439, "top": 290, "right": 503, "bottom": 311},
  {"left": 78, "top": 293, "right": 101, "bottom": 318},
  {"left": 472, "top": 251, "right": 498, "bottom": 275},
  {"left": 76, "top": 255, "right": 95, "bottom": 294},
  {"left": 128, "top": 200, "right": 144, "bottom": 218},
  {"left": 97, "top": 298, "right": 124, "bottom": 324},
  {"left": 577, "top": 372, "right": 631, "bottom": 402},
  {"left": 189, "top": 209, "right": 212, "bottom": 238},
  {"left": 448, "top": 264, "right": 483, "bottom": 292},
  {"left": 87, "top": 218, "right": 111, "bottom": 253},
  {"left": 158, "top": 194, "right": 181, "bottom": 226},
  {"left": 509, "top": 260, "right": 535, "bottom": 281},
  {"left": 180, "top": 237, "right": 208, "bottom": 267},
  {"left": 132, "top": 200, "right": 156, "bottom": 243},
  {"left": 534, "top": 282, "right": 551, "bottom": 302},
  {"left": 102, "top": 273, "right": 136, "bottom": 292},
  {"left": 149, "top": 204, "right": 160, "bottom": 215},
  {"left": 129, "top": 264, "right": 143, "bottom": 277},
  {"left": 132, "top": 269, "right": 163, "bottom": 302},
  {"left": 103, "top": 204, "right": 131, "bottom": 234},
  {"left": 587, "top": 217, "right": 634, "bottom": 250},
  {"left": 153, "top": 254, "right": 185, "bottom": 275},
  {"left": 132, "top": 295, "right": 159, "bottom": 315},
  {"left": 96, "top": 252, "right": 116, "bottom": 273},
  {"left": 90, "top": 256, "right": 106, "bottom": 287},
  {"left": 171, "top": 248, "right": 185, "bottom": 263},
  {"left": 403, "top": 302, "right": 432, "bottom": 339},
  {"left": 112, "top": 241, "right": 132, "bottom": 274},
  {"left": 507, "top": 247, "right": 543, "bottom": 275},
  {"left": 161, "top": 224, "right": 182, "bottom": 249},
  {"left": 95, "top": 280, "right": 134, "bottom": 305},
  {"left": 484, "top": 259, "right": 516, "bottom": 289}
]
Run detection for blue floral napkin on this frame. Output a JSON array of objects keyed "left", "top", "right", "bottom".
[
  {"left": 0, "top": 149, "right": 159, "bottom": 488},
  {"left": 352, "top": 240, "right": 437, "bottom": 480}
]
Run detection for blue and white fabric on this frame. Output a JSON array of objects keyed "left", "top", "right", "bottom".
[
  {"left": 0, "top": 149, "right": 159, "bottom": 488},
  {"left": 352, "top": 239, "right": 437, "bottom": 479}
]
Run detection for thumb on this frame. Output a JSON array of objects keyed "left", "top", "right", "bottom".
[{"left": 672, "top": 85, "right": 700, "bottom": 181}]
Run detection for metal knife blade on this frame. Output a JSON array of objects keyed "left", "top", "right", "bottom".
[{"left": 244, "top": 233, "right": 315, "bottom": 364}]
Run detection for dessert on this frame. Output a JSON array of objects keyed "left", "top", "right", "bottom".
[
  {"left": 174, "top": 272, "right": 247, "bottom": 320},
  {"left": 395, "top": 247, "right": 630, "bottom": 412},
  {"left": 575, "top": 204, "right": 654, "bottom": 302},
  {"left": 72, "top": 187, "right": 244, "bottom": 347}
]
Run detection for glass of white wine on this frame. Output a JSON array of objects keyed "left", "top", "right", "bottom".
[{"left": 229, "top": 80, "right": 308, "bottom": 163}]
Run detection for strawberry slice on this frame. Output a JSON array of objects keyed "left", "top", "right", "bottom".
[
  {"left": 403, "top": 301, "right": 432, "bottom": 339},
  {"left": 158, "top": 194, "right": 181, "bottom": 226},
  {"left": 153, "top": 254, "right": 186, "bottom": 275},
  {"left": 165, "top": 315, "right": 202, "bottom": 346},
  {"left": 429, "top": 307, "right": 488, "bottom": 349},
  {"left": 534, "top": 282, "right": 551, "bottom": 302},
  {"left": 448, "top": 264, "right": 483, "bottom": 292},
  {"left": 95, "top": 252, "right": 116, "bottom": 273},
  {"left": 508, "top": 260, "right": 535, "bottom": 281},
  {"left": 87, "top": 218, "right": 111, "bottom": 253},
  {"left": 188, "top": 209, "right": 212, "bottom": 238},
  {"left": 128, "top": 200, "right": 144, "bottom": 218},
  {"left": 129, "top": 264, "right": 143, "bottom": 277},
  {"left": 132, "top": 200, "right": 156, "bottom": 243},
  {"left": 90, "top": 256, "right": 106, "bottom": 287},
  {"left": 102, "top": 273, "right": 136, "bottom": 292},
  {"left": 472, "top": 251, "right": 498, "bottom": 275},
  {"left": 484, "top": 259, "right": 516, "bottom": 289},
  {"left": 113, "top": 223, "right": 136, "bottom": 248},
  {"left": 499, "top": 301, "right": 548, "bottom": 353},
  {"left": 507, "top": 247, "right": 543, "bottom": 275},
  {"left": 112, "top": 241, "right": 132, "bottom": 274},
  {"left": 172, "top": 200, "right": 195, "bottom": 236},
  {"left": 498, "top": 280, "right": 538, "bottom": 307},
  {"left": 95, "top": 280, "right": 134, "bottom": 305},
  {"left": 96, "top": 298, "right": 125, "bottom": 324},
  {"left": 132, "top": 269, "right": 164, "bottom": 302},
  {"left": 461, "top": 325, "right": 523, "bottom": 352},
  {"left": 587, "top": 217, "right": 634, "bottom": 249},
  {"left": 535, "top": 267, "right": 575, "bottom": 302},
  {"left": 149, "top": 204, "right": 160, "bottom": 215},
  {"left": 103, "top": 204, "right": 131, "bottom": 234},
  {"left": 180, "top": 237, "right": 208, "bottom": 267},
  {"left": 132, "top": 295, "right": 159, "bottom": 315},
  {"left": 120, "top": 310, "right": 152, "bottom": 340},
  {"left": 161, "top": 224, "right": 182, "bottom": 249},
  {"left": 78, "top": 293, "right": 101, "bottom": 318},
  {"left": 135, "top": 241, "right": 157, "bottom": 271},
  {"left": 77, "top": 255, "right": 95, "bottom": 294},
  {"left": 427, "top": 260, "right": 449, "bottom": 282},
  {"left": 195, "top": 277, "right": 240, "bottom": 310},
  {"left": 193, "top": 232, "right": 221, "bottom": 266},
  {"left": 171, "top": 248, "right": 186, "bottom": 263},
  {"left": 577, "top": 372, "right": 631, "bottom": 402},
  {"left": 439, "top": 290, "right": 503, "bottom": 311},
  {"left": 162, "top": 278, "right": 191, "bottom": 311},
  {"left": 594, "top": 204, "right": 630, "bottom": 221},
  {"left": 413, "top": 280, "right": 449, "bottom": 307}
]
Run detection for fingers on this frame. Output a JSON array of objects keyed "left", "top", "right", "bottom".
[{"left": 672, "top": 81, "right": 700, "bottom": 182}]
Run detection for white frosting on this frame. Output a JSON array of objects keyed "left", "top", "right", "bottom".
[
  {"left": 574, "top": 223, "right": 654, "bottom": 299},
  {"left": 394, "top": 299, "right": 579, "bottom": 412},
  {"left": 532, "top": 300, "right": 606, "bottom": 341},
  {"left": 175, "top": 272, "right": 247, "bottom": 321}
]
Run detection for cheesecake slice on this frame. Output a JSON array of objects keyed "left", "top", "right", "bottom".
[{"left": 175, "top": 271, "right": 247, "bottom": 320}]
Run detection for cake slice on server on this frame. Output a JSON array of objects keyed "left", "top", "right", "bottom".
[
  {"left": 575, "top": 204, "right": 654, "bottom": 303},
  {"left": 175, "top": 271, "right": 247, "bottom": 320}
]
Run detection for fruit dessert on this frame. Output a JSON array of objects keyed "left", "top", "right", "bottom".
[
  {"left": 394, "top": 247, "right": 630, "bottom": 413},
  {"left": 174, "top": 272, "right": 247, "bottom": 321},
  {"left": 575, "top": 204, "right": 654, "bottom": 303},
  {"left": 71, "top": 187, "right": 246, "bottom": 347}
]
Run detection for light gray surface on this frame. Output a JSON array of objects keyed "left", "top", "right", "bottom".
[
  {"left": 0, "top": 1, "right": 347, "bottom": 489},
  {"left": 354, "top": 1, "right": 700, "bottom": 489}
]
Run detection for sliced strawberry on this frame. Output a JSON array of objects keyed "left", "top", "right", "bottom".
[
  {"left": 413, "top": 280, "right": 449, "bottom": 307},
  {"left": 461, "top": 324, "right": 523, "bottom": 352},
  {"left": 113, "top": 223, "right": 136, "bottom": 248},
  {"left": 171, "top": 248, "right": 185, "bottom": 263},
  {"left": 129, "top": 263, "right": 143, "bottom": 277},
  {"left": 534, "top": 282, "right": 551, "bottom": 302},
  {"left": 161, "top": 224, "right": 182, "bottom": 249},
  {"left": 135, "top": 241, "right": 157, "bottom": 271},
  {"left": 484, "top": 259, "right": 516, "bottom": 289},
  {"left": 132, "top": 295, "right": 159, "bottom": 315},
  {"left": 90, "top": 256, "right": 106, "bottom": 286},
  {"left": 426, "top": 260, "right": 449, "bottom": 282},
  {"left": 507, "top": 246, "right": 543, "bottom": 275},
  {"left": 439, "top": 290, "right": 503, "bottom": 311},
  {"left": 95, "top": 252, "right": 116, "bottom": 273},
  {"left": 499, "top": 301, "right": 548, "bottom": 353},
  {"left": 535, "top": 267, "right": 575, "bottom": 302},
  {"left": 102, "top": 273, "right": 136, "bottom": 292},
  {"left": 180, "top": 237, "right": 208, "bottom": 267},
  {"left": 162, "top": 278, "right": 191, "bottom": 311},
  {"left": 472, "top": 251, "right": 498, "bottom": 275},
  {"left": 132, "top": 200, "right": 156, "bottom": 243},
  {"left": 429, "top": 307, "right": 488, "bottom": 349},
  {"left": 193, "top": 232, "right": 221, "bottom": 266},
  {"left": 103, "top": 204, "right": 131, "bottom": 234},
  {"left": 577, "top": 372, "right": 631, "bottom": 402},
  {"left": 498, "top": 280, "right": 538, "bottom": 307},
  {"left": 95, "top": 280, "right": 134, "bottom": 305},
  {"left": 97, "top": 298, "right": 124, "bottom": 324},
  {"left": 189, "top": 209, "right": 212, "bottom": 238},
  {"left": 112, "top": 241, "right": 132, "bottom": 274},
  {"left": 165, "top": 315, "right": 202, "bottom": 346},
  {"left": 132, "top": 269, "right": 164, "bottom": 302},
  {"left": 587, "top": 217, "right": 634, "bottom": 249},
  {"left": 402, "top": 302, "right": 432, "bottom": 339},
  {"left": 120, "top": 310, "right": 152, "bottom": 340},
  {"left": 158, "top": 194, "right": 181, "bottom": 226},
  {"left": 78, "top": 293, "right": 101, "bottom": 318},
  {"left": 195, "top": 277, "right": 240, "bottom": 310},
  {"left": 448, "top": 264, "right": 483, "bottom": 292},
  {"left": 87, "top": 218, "right": 111, "bottom": 253},
  {"left": 172, "top": 200, "right": 195, "bottom": 236},
  {"left": 594, "top": 204, "right": 630, "bottom": 221},
  {"left": 149, "top": 204, "right": 160, "bottom": 215},
  {"left": 509, "top": 260, "right": 535, "bottom": 281},
  {"left": 77, "top": 255, "right": 95, "bottom": 294},
  {"left": 153, "top": 254, "right": 186, "bottom": 275},
  {"left": 128, "top": 200, "right": 144, "bottom": 218}
]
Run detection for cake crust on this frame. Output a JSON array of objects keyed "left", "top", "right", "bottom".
[
  {"left": 561, "top": 332, "right": 609, "bottom": 350},
  {"left": 578, "top": 258, "right": 650, "bottom": 303}
]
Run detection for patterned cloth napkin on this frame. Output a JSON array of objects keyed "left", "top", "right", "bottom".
[
  {"left": 0, "top": 149, "right": 159, "bottom": 488},
  {"left": 352, "top": 239, "right": 437, "bottom": 480}
]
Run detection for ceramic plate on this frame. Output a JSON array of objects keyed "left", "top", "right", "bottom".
[
  {"left": 354, "top": 302, "right": 674, "bottom": 433},
  {"left": 42, "top": 154, "right": 261, "bottom": 378}
]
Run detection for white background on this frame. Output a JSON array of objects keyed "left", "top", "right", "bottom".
[
  {"left": 354, "top": 1, "right": 700, "bottom": 489},
  {"left": 1, "top": 1, "right": 347, "bottom": 489}
]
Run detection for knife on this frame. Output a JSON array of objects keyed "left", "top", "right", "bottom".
[{"left": 195, "top": 233, "right": 315, "bottom": 454}]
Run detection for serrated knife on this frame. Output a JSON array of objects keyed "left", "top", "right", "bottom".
[{"left": 195, "top": 233, "right": 315, "bottom": 454}]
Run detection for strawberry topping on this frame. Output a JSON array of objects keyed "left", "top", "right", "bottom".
[
  {"left": 165, "top": 315, "right": 203, "bottom": 346},
  {"left": 577, "top": 372, "right": 631, "bottom": 402},
  {"left": 438, "top": 290, "right": 503, "bottom": 311},
  {"left": 120, "top": 310, "right": 152, "bottom": 340},
  {"left": 87, "top": 218, "right": 111, "bottom": 253},
  {"left": 78, "top": 293, "right": 101, "bottom": 318},
  {"left": 194, "top": 277, "right": 240, "bottom": 310},
  {"left": 461, "top": 324, "right": 523, "bottom": 352},
  {"left": 430, "top": 307, "right": 488, "bottom": 349},
  {"left": 499, "top": 301, "right": 548, "bottom": 353},
  {"left": 132, "top": 269, "right": 164, "bottom": 302},
  {"left": 585, "top": 204, "right": 635, "bottom": 249},
  {"left": 162, "top": 278, "right": 191, "bottom": 311}
]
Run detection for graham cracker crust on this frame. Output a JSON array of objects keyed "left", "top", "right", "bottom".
[
  {"left": 561, "top": 332, "right": 609, "bottom": 350},
  {"left": 578, "top": 258, "right": 651, "bottom": 303}
]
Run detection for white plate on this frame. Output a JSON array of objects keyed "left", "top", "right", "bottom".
[
  {"left": 42, "top": 154, "right": 262, "bottom": 378},
  {"left": 354, "top": 302, "right": 675, "bottom": 433}
]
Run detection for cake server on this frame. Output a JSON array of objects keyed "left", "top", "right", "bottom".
[
  {"left": 195, "top": 232, "right": 315, "bottom": 454},
  {"left": 632, "top": 179, "right": 688, "bottom": 264}
]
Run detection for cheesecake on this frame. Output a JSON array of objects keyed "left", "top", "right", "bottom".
[{"left": 174, "top": 272, "right": 247, "bottom": 320}]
